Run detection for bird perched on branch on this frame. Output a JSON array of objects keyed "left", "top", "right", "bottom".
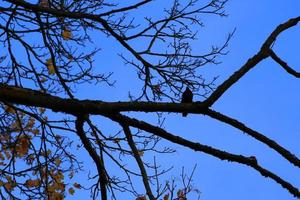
[{"left": 181, "top": 87, "right": 193, "bottom": 117}]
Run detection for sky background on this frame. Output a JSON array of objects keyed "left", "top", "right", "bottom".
[{"left": 61, "top": 0, "right": 300, "bottom": 199}]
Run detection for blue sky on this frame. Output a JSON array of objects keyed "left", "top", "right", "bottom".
[
  {"left": 178, "top": 1, "right": 300, "bottom": 199},
  {"left": 54, "top": 0, "right": 300, "bottom": 199}
]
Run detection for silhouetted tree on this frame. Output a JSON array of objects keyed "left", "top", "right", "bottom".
[{"left": 0, "top": 0, "right": 300, "bottom": 199}]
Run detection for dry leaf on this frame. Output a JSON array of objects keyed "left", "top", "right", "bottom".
[
  {"left": 138, "top": 151, "right": 144, "bottom": 157},
  {"left": 25, "top": 179, "right": 40, "bottom": 188},
  {"left": 5, "top": 106, "right": 15, "bottom": 114},
  {"left": 73, "top": 182, "right": 81, "bottom": 189},
  {"left": 163, "top": 194, "right": 169, "bottom": 200},
  {"left": 4, "top": 182, "right": 12, "bottom": 191},
  {"left": 54, "top": 158, "right": 62, "bottom": 166},
  {"left": 136, "top": 195, "right": 146, "bottom": 200},
  {"left": 69, "top": 187, "right": 75, "bottom": 195},
  {"left": 40, "top": 77, "right": 47, "bottom": 83},
  {"left": 46, "top": 58, "right": 55, "bottom": 75},
  {"left": 62, "top": 29, "right": 72, "bottom": 40},
  {"left": 39, "top": 0, "right": 49, "bottom": 7}
]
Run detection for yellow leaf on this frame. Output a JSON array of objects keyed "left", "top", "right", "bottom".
[
  {"left": 68, "top": 187, "right": 75, "bottom": 195},
  {"left": 46, "top": 59, "right": 55, "bottom": 75},
  {"left": 138, "top": 151, "right": 144, "bottom": 157},
  {"left": 32, "top": 129, "right": 40, "bottom": 135},
  {"left": 46, "top": 149, "right": 52, "bottom": 156},
  {"left": 177, "top": 189, "right": 186, "bottom": 198},
  {"left": 48, "top": 184, "right": 56, "bottom": 192},
  {"left": 163, "top": 194, "right": 169, "bottom": 200},
  {"left": 5, "top": 106, "right": 15, "bottom": 114},
  {"left": 27, "top": 154, "right": 35, "bottom": 164},
  {"left": 56, "top": 182, "right": 65, "bottom": 191},
  {"left": 5, "top": 176, "right": 12, "bottom": 182},
  {"left": 136, "top": 196, "right": 146, "bottom": 200},
  {"left": 17, "top": 136, "right": 30, "bottom": 157},
  {"left": 25, "top": 179, "right": 40, "bottom": 187},
  {"left": 46, "top": 58, "right": 52, "bottom": 65},
  {"left": 40, "top": 77, "right": 47, "bottom": 83},
  {"left": 11, "top": 181, "right": 17, "bottom": 188},
  {"left": 48, "top": 65, "right": 55, "bottom": 75},
  {"left": 62, "top": 29, "right": 72, "bottom": 40},
  {"left": 39, "top": 107, "right": 46, "bottom": 114},
  {"left": 4, "top": 182, "right": 14, "bottom": 191},
  {"left": 48, "top": 191, "right": 63, "bottom": 200},
  {"left": 54, "top": 158, "right": 62, "bottom": 166},
  {"left": 26, "top": 117, "right": 35, "bottom": 129},
  {"left": 73, "top": 183, "right": 81, "bottom": 189},
  {"left": 4, "top": 151, "right": 11, "bottom": 160},
  {"left": 53, "top": 170, "right": 64, "bottom": 181},
  {"left": 11, "top": 121, "right": 21, "bottom": 132}
]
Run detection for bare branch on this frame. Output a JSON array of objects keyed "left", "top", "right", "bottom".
[
  {"left": 107, "top": 113, "right": 300, "bottom": 198},
  {"left": 120, "top": 124, "right": 155, "bottom": 200},
  {"left": 269, "top": 49, "right": 300, "bottom": 77},
  {"left": 75, "top": 116, "right": 107, "bottom": 200},
  {"left": 205, "top": 16, "right": 300, "bottom": 106}
]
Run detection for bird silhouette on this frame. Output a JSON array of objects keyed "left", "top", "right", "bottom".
[{"left": 181, "top": 87, "right": 193, "bottom": 117}]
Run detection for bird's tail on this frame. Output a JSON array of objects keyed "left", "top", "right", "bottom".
[{"left": 182, "top": 112, "right": 188, "bottom": 117}]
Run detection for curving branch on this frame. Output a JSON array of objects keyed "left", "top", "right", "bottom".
[
  {"left": 107, "top": 113, "right": 300, "bottom": 198},
  {"left": 205, "top": 16, "right": 300, "bottom": 106},
  {"left": 269, "top": 49, "right": 300, "bottom": 78},
  {"left": 203, "top": 108, "right": 300, "bottom": 168},
  {"left": 75, "top": 116, "right": 108, "bottom": 200}
]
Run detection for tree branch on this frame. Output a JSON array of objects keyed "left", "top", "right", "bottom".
[
  {"left": 98, "top": 0, "right": 153, "bottom": 17},
  {"left": 205, "top": 16, "right": 300, "bottom": 106},
  {"left": 269, "top": 49, "right": 300, "bottom": 77},
  {"left": 75, "top": 116, "right": 107, "bottom": 200},
  {"left": 107, "top": 113, "right": 300, "bottom": 198},
  {"left": 203, "top": 108, "right": 300, "bottom": 168},
  {"left": 120, "top": 124, "right": 155, "bottom": 200},
  {"left": 0, "top": 84, "right": 208, "bottom": 114}
]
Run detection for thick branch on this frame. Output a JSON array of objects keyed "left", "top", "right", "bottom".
[
  {"left": 75, "top": 116, "right": 107, "bottom": 200},
  {"left": 107, "top": 113, "right": 300, "bottom": 198},
  {"left": 0, "top": 84, "right": 207, "bottom": 114},
  {"left": 204, "top": 52, "right": 267, "bottom": 106},
  {"left": 2, "top": 84, "right": 299, "bottom": 170},
  {"left": 204, "top": 108, "right": 300, "bottom": 168}
]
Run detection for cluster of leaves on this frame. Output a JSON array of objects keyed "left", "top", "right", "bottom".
[
  {"left": 0, "top": 0, "right": 230, "bottom": 199},
  {"left": 0, "top": 104, "right": 83, "bottom": 199}
]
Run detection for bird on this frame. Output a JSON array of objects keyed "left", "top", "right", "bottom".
[{"left": 181, "top": 87, "right": 193, "bottom": 117}]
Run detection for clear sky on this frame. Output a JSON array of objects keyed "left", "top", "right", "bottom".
[
  {"left": 61, "top": 0, "right": 300, "bottom": 199},
  {"left": 166, "top": 1, "right": 300, "bottom": 199}
]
